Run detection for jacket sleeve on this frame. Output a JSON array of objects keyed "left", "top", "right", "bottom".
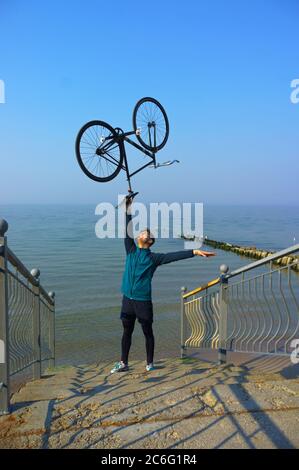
[
  {"left": 125, "top": 212, "right": 136, "bottom": 254},
  {"left": 151, "top": 250, "right": 194, "bottom": 267}
]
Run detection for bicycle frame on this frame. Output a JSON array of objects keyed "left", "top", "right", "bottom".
[{"left": 103, "top": 128, "right": 157, "bottom": 192}]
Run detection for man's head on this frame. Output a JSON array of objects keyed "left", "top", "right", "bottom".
[{"left": 137, "top": 228, "right": 155, "bottom": 249}]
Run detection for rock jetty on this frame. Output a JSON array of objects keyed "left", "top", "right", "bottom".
[{"left": 181, "top": 236, "right": 299, "bottom": 272}]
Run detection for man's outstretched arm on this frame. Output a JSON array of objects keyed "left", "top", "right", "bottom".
[{"left": 152, "top": 249, "right": 215, "bottom": 266}]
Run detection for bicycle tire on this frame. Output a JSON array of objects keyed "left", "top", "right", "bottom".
[
  {"left": 132, "top": 97, "right": 169, "bottom": 152},
  {"left": 75, "top": 120, "right": 124, "bottom": 182}
]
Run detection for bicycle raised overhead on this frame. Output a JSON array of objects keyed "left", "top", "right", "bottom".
[{"left": 75, "top": 97, "right": 178, "bottom": 201}]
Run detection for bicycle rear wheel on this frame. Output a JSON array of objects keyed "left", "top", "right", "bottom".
[
  {"left": 133, "top": 97, "right": 169, "bottom": 152},
  {"left": 75, "top": 120, "right": 123, "bottom": 182}
]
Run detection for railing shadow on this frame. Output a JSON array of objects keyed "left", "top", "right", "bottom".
[{"left": 38, "top": 357, "right": 297, "bottom": 449}]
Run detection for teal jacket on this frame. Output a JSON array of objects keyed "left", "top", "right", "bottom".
[{"left": 121, "top": 213, "right": 194, "bottom": 301}]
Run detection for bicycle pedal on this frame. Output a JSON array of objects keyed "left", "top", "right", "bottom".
[{"left": 127, "top": 191, "right": 139, "bottom": 200}]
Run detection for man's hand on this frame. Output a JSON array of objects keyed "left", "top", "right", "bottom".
[{"left": 193, "top": 249, "right": 216, "bottom": 258}]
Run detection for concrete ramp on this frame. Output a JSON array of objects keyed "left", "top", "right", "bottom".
[{"left": 1, "top": 357, "right": 299, "bottom": 449}]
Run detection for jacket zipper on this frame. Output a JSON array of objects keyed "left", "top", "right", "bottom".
[{"left": 130, "top": 249, "right": 140, "bottom": 299}]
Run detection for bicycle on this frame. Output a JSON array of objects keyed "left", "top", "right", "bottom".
[{"left": 75, "top": 97, "right": 178, "bottom": 202}]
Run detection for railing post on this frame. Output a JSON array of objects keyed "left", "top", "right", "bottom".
[
  {"left": 218, "top": 264, "right": 229, "bottom": 365},
  {"left": 31, "top": 268, "right": 41, "bottom": 380},
  {"left": 181, "top": 286, "right": 187, "bottom": 358},
  {"left": 48, "top": 291, "right": 55, "bottom": 368},
  {"left": 0, "top": 219, "right": 10, "bottom": 414}
]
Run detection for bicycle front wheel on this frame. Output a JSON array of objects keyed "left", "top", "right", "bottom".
[
  {"left": 75, "top": 120, "right": 123, "bottom": 182},
  {"left": 133, "top": 97, "right": 169, "bottom": 152}
]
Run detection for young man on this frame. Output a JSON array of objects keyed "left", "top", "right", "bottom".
[{"left": 111, "top": 198, "right": 216, "bottom": 373}]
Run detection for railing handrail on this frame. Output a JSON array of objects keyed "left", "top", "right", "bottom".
[
  {"left": 227, "top": 243, "right": 299, "bottom": 279},
  {"left": 183, "top": 277, "right": 220, "bottom": 299},
  {"left": 9, "top": 247, "right": 54, "bottom": 305},
  {"left": 2, "top": 245, "right": 54, "bottom": 306},
  {"left": 7, "top": 246, "right": 38, "bottom": 284},
  {"left": 40, "top": 286, "right": 54, "bottom": 305},
  {"left": 182, "top": 243, "right": 299, "bottom": 300}
]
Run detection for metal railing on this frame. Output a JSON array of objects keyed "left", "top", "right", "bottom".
[
  {"left": 181, "top": 244, "right": 299, "bottom": 364},
  {"left": 0, "top": 219, "right": 55, "bottom": 414}
]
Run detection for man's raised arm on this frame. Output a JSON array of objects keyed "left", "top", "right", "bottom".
[{"left": 124, "top": 198, "right": 136, "bottom": 254}]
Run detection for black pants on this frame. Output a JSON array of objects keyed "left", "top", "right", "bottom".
[{"left": 121, "top": 317, "right": 155, "bottom": 365}]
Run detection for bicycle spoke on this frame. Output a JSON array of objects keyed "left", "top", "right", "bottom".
[{"left": 87, "top": 128, "right": 98, "bottom": 148}]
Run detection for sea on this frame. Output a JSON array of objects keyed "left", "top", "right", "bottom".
[{"left": 0, "top": 204, "right": 298, "bottom": 366}]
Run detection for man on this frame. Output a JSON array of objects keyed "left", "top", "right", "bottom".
[{"left": 111, "top": 197, "right": 216, "bottom": 373}]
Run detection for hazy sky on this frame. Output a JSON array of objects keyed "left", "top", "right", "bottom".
[{"left": 0, "top": 0, "right": 298, "bottom": 205}]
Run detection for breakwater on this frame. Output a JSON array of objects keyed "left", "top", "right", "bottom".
[{"left": 181, "top": 236, "right": 299, "bottom": 272}]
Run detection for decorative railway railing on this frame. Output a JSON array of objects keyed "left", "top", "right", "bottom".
[{"left": 0, "top": 219, "right": 55, "bottom": 414}]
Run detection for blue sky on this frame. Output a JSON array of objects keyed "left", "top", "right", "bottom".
[{"left": 0, "top": 0, "right": 298, "bottom": 205}]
